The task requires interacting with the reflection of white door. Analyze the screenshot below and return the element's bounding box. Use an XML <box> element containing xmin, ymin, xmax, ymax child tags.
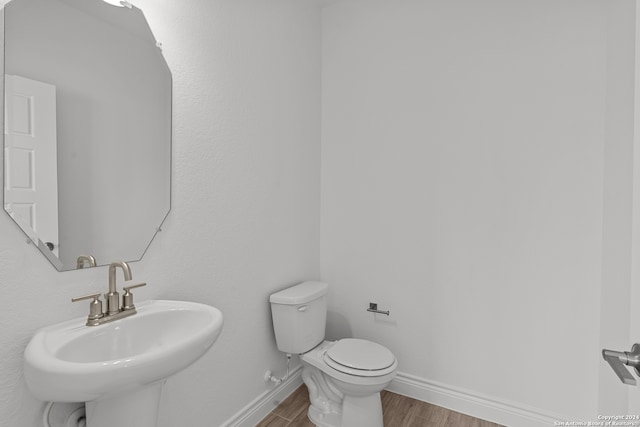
<box><xmin>4</xmin><ymin>75</ymin><xmax>59</xmax><ymax>256</ymax></box>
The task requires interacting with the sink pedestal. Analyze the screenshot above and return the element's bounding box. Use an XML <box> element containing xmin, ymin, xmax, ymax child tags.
<box><xmin>85</xmin><ymin>381</ymin><xmax>163</xmax><ymax>427</ymax></box>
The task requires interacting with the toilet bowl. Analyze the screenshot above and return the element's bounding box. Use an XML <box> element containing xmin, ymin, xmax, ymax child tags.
<box><xmin>269</xmin><ymin>281</ymin><xmax>398</xmax><ymax>427</ymax></box>
<box><xmin>301</xmin><ymin>340</ymin><xmax>397</xmax><ymax>427</ymax></box>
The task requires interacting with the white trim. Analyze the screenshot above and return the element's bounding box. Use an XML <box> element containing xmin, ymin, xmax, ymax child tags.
<box><xmin>220</xmin><ymin>368</ymin><xmax>570</xmax><ymax>427</ymax></box>
<box><xmin>386</xmin><ymin>372</ymin><xmax>568</xmax><ymax>427</ymax></box>
<box><xmin>220</xmin><ymin>366</ymin><xmax>303</xmax><ymax>427</ymax></box>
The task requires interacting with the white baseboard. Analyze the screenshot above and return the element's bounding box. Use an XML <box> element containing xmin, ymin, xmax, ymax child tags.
<box><xmin>220</xmin><ymin>366</ymin><xmax>303</xmax><ymax>427</ymax></box>
<box><xmin>387</xmin><ymin>371</ymin><xmax>567</xmax><ymax>427</ymax></box>
<box><xmin>220</xmin><ymin>368</ymin><xmax>567</xmax><ymax>427</ymax></box>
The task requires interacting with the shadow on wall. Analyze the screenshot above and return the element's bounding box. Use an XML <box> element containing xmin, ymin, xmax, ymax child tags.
<box><xmin>326</xmin><ymin>310</ymin><xmax>353</xmax><ymax>341</ymax></box>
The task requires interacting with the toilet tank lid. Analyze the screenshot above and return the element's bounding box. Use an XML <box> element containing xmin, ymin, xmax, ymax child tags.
<box><xmin>270</xmin><ymin>281</ymin><xmax>329</xmax><ymax>305</ymax></box>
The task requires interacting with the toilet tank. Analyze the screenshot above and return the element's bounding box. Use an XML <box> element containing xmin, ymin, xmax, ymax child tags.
<box><xmin>269</xmin><ymin>281</ymin><xmax>328</xmax><ymax>354</ymax></box>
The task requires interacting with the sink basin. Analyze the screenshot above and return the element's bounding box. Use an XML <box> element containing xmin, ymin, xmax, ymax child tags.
<box><xmin>24</xmin><ymin>300</ymin><xmax>223</xmax><ymax>427</ymax></box>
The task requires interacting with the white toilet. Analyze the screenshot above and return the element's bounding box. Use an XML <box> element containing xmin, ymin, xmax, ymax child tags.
<box><xmin>270</xmin><ymin>281</ymin><xmax>397</xmax><ymax>427</ymax></box>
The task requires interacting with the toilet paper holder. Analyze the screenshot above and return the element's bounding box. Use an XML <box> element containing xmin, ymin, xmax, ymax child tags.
<box><xmin>602</xmin><ymin>343</ymin><xmax>640</xmax><ymax>386</ymax></box>
<box><xmin>367</xmin><ymin>303</ymin><xmax>390</xmax><ymax>316</ymax></box>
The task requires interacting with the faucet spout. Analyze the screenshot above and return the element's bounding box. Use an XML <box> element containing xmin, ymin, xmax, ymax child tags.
<box><xmin>72</xmin><ymin>260</ymin><xmax>145</xmax><ymax>326</ymax></box>
<box><xmin>76</xmin><ymin>255</ymin><xmax>97</xmax><ymax>269</ymax></box>
<box><xmin>108</xmin><ymin>261</ymin><xmax>132</xmax><ymax>293</ymax></box>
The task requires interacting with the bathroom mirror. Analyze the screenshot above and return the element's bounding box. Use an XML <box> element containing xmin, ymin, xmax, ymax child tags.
<box><xmin>1</xmin><ymin>0</ymin><xmax>171</xmax><ymax>271</ymax></box>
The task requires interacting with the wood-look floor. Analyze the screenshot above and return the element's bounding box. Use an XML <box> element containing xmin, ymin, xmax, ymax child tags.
<box><xmin>256</xmin><ymin>385</ymin><xmax>504</xmax><ymax>427</ymax></box>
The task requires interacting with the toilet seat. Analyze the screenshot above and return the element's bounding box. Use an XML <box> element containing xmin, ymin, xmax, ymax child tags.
<box><xmin>323</xmin><ymin>338</ymin><xmax>396</xmax><ymax>377</ymax></box>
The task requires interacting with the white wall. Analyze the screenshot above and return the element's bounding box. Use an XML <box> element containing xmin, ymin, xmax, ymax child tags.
<box><xmin>599</xmin><ymin>0</ymin><xmax>636</xmax><ymax>415</ymax></box>
<box><xmin>321</xmin><ymin>0</ymin><xmax>617</xmax><ymax>422</ymax></box>
<box><xmin>0</xmin><ymin>0</ymin><xmax>321</xmax><ymax>425</ymax></box>
<box><xmin>627</xmin><ymin>1</ymin><xmax>640</xmax><ymax>415</ymax></box>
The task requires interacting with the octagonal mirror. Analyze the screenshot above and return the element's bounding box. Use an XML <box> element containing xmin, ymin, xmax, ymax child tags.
<box><xmin>2</xmin><ymin>0</ymin><xmax>171</xmax><ymax>271</ymax></box>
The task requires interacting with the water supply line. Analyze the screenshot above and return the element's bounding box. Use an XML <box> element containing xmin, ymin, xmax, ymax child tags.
<box><xmin>265</xmin><ymin>353</ymin><xmax>292</xmax><ymax>386</ymax></box>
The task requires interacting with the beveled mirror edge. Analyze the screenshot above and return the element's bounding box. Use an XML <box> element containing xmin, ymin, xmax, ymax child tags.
<box><xmin>1</xmin><ymin>7</ymin><xmax>5</xmax><ymax>238</ymax></box>
<box><xmin>97</xmin><ymin>0</ymin><xmax>174</xmax><ymax>272</ymax></box>
<box><xmin>0</xmin><ymin>0</ymin><xmax>173</xmax><ymax>272</ymax></box>
<box><xmin>131</xmin><ymin>4</ymin><xmax>173</xmax><ymax>270</ymax></box>
<box><xmin>134</xmin><ymin>70</ymin><xmax>173</xmax><ymax>271</ymax></box>
<box><xmin>0</xmin><ymin>2</ymin><xmax>66</xmax><ymax>271</ymax></box>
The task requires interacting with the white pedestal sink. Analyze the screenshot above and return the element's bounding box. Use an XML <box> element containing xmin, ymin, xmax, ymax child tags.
<box><xmin>23</xmin><ymin>300</ymin><xmax>224</xmax><ymax>427</ymax></box>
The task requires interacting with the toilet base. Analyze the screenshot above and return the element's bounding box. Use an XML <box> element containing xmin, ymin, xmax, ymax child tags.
<box><xmin>308</xmin><ymin>405</ymin><xmax>342</xmax><ymax>427</ymax></box>
<box><xmin>341</xmin><ymin>394</ymin><xmax>384</xmax><ymax>427</ymax></box>
<box><xmin>301</xmin><ymin>341</ymin><xmax>393</xmax><ymax>427</ymax></box>
<box><xmin>307</xmin><ymin>393</ymin><xmax>384</xmax><ymax>427</ymax></box>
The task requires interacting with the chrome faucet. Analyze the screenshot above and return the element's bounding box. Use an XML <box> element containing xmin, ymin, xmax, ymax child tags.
<box><xmin>106</xmin><ymin>261</ymin><xmax>132</xmax><ymax>315</ymax></box>
<box><xmin>72</xmin><ymin>260</ymin><xmax>146</xmax><ymax>326</ymax></box>
<box><xmin>76</xmin><ymin>255</ymin><xmax>96</xmax><ymax>269</ymax></box>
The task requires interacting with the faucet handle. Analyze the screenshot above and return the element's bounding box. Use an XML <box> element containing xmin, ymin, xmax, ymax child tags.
<box><xmin>122</xmin><ymin>282</ymin><xmax>146</xmax><ymax>311</ymax></box>
<box><xmin>72</xmin><ymin>292</ymin><xmax>104</xmax><ymax>324</ymax></box>
<box><xmin>71</xmin><ymin>292</ymin><xmax>101</xmax><ymax>302</ymax></box>
<box><xmin>123</xmin><ymin>282</ymin><xmax>146</xmax><ymax>292</ymax></box>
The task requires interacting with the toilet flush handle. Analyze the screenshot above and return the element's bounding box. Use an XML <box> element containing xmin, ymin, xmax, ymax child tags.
<box><xmin>298</xmin><ymin>305</ymin><xmax>308</xmax><ymax>312</ymax></box>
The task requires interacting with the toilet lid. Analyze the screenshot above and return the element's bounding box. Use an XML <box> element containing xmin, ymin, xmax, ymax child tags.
<box><xmin>326</xmin><ymin>338</ymin><xmax>395</xmax><ymax>371</ymax></box>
